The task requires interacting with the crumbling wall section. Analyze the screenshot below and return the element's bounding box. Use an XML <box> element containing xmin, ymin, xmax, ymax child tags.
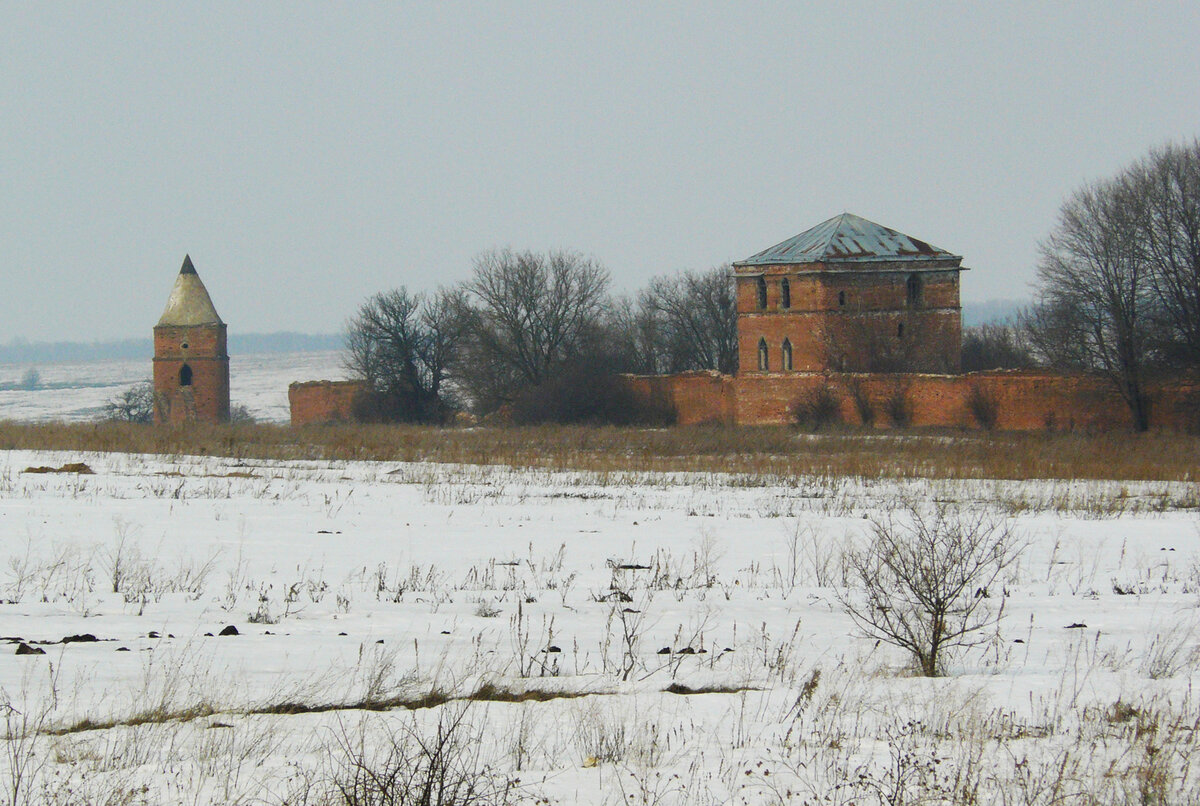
<box><xmin>288</xmin><ymin>380</ymin><xmax>367</xmax><ymax>426</ymax></box>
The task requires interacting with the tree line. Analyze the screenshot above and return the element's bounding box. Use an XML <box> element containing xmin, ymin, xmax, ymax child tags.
<box><xmin>349</xmin><ymin>139</ymin><xmax>1199</xmax><ymax>429</ymax></box>
<box><xmin>343</xmin><ymin>251</ymin><xmax>737</xmax><ymax>424</ymax></box>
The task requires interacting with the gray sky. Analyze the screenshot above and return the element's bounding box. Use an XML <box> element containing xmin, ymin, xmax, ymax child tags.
<box><xmin>3</xmin><ymin>3</ymin><xmax>1198</xmax><ymax>342</ymax></box>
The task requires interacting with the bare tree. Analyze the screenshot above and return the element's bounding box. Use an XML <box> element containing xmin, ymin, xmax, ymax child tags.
<box><xmin>837</xmin><ymin>505</ymin><xmax>1023</xmax><ymax>677</ymax></box>
<box><xmin>638</xmin><ymin>265</ymin><xmax>738</xmax><ymax>374</ymax></box>
<box><xmin>104</xmin><ymin>382</ymin><xmax>154</xmax><ymax>423</ymax></box>
<box><xmin>1033</xmin><ymin>175</ymin><xmax>1158</xmax><ymax>430</ymax></box>
<box><xmin>457</xmin><ymin>249</ymin><xmax>611</xmax><ymax>412</ymax></box>
<box><xmin>344</xmin><ymin>287</ymin><xmax>462</xmax><ymax>422</ymax></box>
<box><xmin>1028</xmin><ymin>141</ymin><xmax>1200</xmax><ymax>430</ymax></box>
<box><xmin>1134</xmin><ymin>139</ymin><xmax>1200</xmax><ymax>370</ymax></box>
<box><xmin>960</xmin><ymin>322</ymin><xmax>1034</xmax><ymax>372</ymax></box>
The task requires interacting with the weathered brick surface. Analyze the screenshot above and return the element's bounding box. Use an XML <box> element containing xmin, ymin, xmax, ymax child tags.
<box><xmin>622</xmin><ymin>371</ymin><xmax>735</xmax><ymax>426</ymax></box>
<box><xmin>288</xmin><ymin>380</ymin><xmax>367</xmax><ymax>426</ymax></box>
<box><xmin>153</xmin><ymin>323</ymin><xmax>229</xmax><ymax>425</ymax></box>
<box><xmin>735</xmin><ymin>267</ymin><xmax>961</xmax><ymax>374</ymax></box>
<box><xmin>622</xmin><ymin>371</ymin><xmax>1199</xmax><ymax>432</ymax></box>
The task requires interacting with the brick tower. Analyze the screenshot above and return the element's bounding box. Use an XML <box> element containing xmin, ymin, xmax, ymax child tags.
<box><xmin>153</xmin><ymin>255</ymin><xmax>230</xmax><ymax>424</ymax></box>
<box><xmin>733</xmin><ymin>213</ymin><xmax>966</xmax><ymax>375</ymax></box>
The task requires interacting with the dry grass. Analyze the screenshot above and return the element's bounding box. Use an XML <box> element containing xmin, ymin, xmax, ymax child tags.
<box><xmin>0</xmin><ymin>420</ymin><xmax>1197</xmax><ymax>482</ymax></box>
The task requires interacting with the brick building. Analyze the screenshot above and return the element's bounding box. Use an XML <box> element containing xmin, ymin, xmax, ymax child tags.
<box><xmin>153</xmin><ymin>255</ymin><xmax>230</xmax><ymax>425</ymax></box>
<box><xmin>733</xmin><ymin>213</ymin><xmax>965</xmax><ymax>375</ymax></box>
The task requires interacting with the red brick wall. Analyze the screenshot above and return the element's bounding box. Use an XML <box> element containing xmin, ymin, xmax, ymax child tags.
<box><xmin>735</xmin><ymin>267</ymin><xmax>961</xmax><ymax>374</ymax></box>
<box><xmin>622</xmin><ymin>371</ymin><xmax>735</xmax><ymax>425</ymax></box>
<box><xmin>153</xmin><ymin>323</ymin><xmax>230</xmax><ymax>425</ymax></box>
<box><xmin>621</xmin><ymin>370</ymin><xmax>1199</xmax><ymax>432</ymax></box>
<box><xmin>289</xmin><ymin>380</ymin><xmax>368</xmax><ymax>426</ymax></box>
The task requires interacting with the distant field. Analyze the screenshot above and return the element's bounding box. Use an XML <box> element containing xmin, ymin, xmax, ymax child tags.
<box><xmin>0</xmin><ymin>350</ymin><xmax>344</xmax><ymax>423</ymax></box>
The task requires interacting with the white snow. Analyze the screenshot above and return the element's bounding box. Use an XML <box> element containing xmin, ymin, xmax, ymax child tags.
<box><xmin>1</xmin><ymin>448</ymin><xmax>1198</xmax><ymax>803</ymax></box>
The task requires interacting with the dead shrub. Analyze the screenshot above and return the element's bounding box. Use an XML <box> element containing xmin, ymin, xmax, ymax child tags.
<box><xmin>837</xmin><ymin>504</ymin><xmax>1024</xmax><ymax>676</ymax></box>
<box><xmin>883</xmin><ymin>385</ymin><xmax>913</xmax><ymax>427</ymax></box>
<box><xmin>326</xmin><ymin>704</ymin><xmax>519</xmax><ymax>805</ymax></box>
<box><xmin>847</xmin><ymin>379</ymin><xmax>875</xmax><ymax>426</ymax></box>
<box><xmin>792</xmin><ymin>385</ymin><xmax>841</xmax><ymax>431</ymax></box>
<box><xmin>966</xmin><ymin>384</ymin><xmax>999</xmax><ymax>431</ymax></box>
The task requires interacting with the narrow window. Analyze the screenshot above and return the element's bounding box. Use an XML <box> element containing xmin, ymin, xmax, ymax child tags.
<box><xmin>906</xmin><ymin>273</ymin><xmax>923</xmax><ymax>307</ymax></box>
<box><xmin>897</xmin><ymin>323</ymin><xmax>905</xmax><ymax>339</ymax></box>
<box><xmin>756</xmin><ymin>277</ymin><xmax>767</xmax><ymax>310</ymax></box>
<box><xmin>838</xmin><ymin>290</ymin><xmax>846</xmax><ymax>307</ymax></box>
<box><xmin>782</xmin><ymin>338</ymin><xmax>793</xmax><ymax>371</ymax></box>
<box><xmin>757</xmin><ymin>338</ymin><xmax>769</xmax><ymax>371</ymax></box>
<box><xmin>781</xmin><ymin>278</ymin><xmax>791</xmax><ymax>309</ymax></box>
<box><xmin>179</xmin><ymin>364</ymin><xmax>193</xmax><ymax>386</ymax></box>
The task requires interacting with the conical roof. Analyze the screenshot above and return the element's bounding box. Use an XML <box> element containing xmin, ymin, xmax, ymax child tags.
<box><xmin>156</xmin><ymin>255</ymin><xmax>224</xmax><ymax>326</ymax></box>
<box><xmin>734</xmin><ymin>213</ymin><xmax>959</xmax><ymax>267</ymax></box>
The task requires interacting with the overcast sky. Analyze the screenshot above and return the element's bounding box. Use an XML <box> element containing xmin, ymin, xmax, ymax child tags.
<box><xmin>2</xmin><ymin>3</ymin><xmax>1198</xmax><ymax>342</ymax></box>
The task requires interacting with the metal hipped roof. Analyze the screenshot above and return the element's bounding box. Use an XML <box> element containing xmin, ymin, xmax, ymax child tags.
<box><xmin>735</xmin><ymin>213</ymin><xmax>960</xmax><ymax>267</ymax></box>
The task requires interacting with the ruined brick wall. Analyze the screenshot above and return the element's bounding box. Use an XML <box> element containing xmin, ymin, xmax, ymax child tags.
<box><xmin>153</xmin><ymin>323</ymin><xmax>230</xmax><ymax>425</ymax></box>
<box><xmin>622</xmin><ymin>371</ymin><xmax>735</xmax><ymax>426</ymax></box>
<box><xmin>727</xmin><ymin>371</ymin><xmax>1199</xmax><ymax>431</ymax></box>
<box><xmin>289</xmin><ymin>380</ymin><xmax>368</xmax><ymax>426</ymax></box>
<box><xmin>619</xmin><ymin>370</ymin><xmax>1197</xmax><ymax>431</ymax></box>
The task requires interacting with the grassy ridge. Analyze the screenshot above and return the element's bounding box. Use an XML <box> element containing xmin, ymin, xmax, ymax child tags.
<box><xmin>0</xmin><ymin>420</ymin><xmax>1196</xmax><ymax>482</ymax></box>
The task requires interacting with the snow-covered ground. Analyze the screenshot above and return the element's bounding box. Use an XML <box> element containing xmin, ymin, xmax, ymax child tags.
<box><xmin>1</xmin><ymin>449</ymin><xmax>1198</xmax><ymax>804</ymax></box>
<box><xmin>0</xmin><ymin>351</ymin><xmax>344</xmax><ymax>423</ymax></box>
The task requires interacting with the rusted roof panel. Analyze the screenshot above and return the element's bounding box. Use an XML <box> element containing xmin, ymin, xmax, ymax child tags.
<box><xmin>734</xmin><ymin>213</ymin><xmax>960</xmax><ymax>267</ymax></box>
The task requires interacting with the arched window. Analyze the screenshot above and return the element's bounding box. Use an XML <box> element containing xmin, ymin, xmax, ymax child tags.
<box><xmin>906</xmin><ymin>273</ymin><xmax>923</xmax><ymax>307</ymax></box>
<box><xmin>838</xmin><ymin>290</ymin><xmax>846</xmax><ymax>307</ymax></box>
<box><xmin>179</xmin><ymin>364</ymin><xmax>193</xmax><ymax>386</ymax></box>
<box><xmin>756</xmin><ymin>277</ymin><xmax>767</xmax><ymax>310</ymax></box>
<box><xmin>782</xmin><ymin>338</ymin><xmax>793</xmax><ymax>371</ymax></box>
<box><xmin>757</xmin><ymin>338</ymin><xmax>769</xmax><ymax>371</ymax></box>
<box><xmin>897</xmin><ymin>322</ymin><xmax>905</xmax><ymax>339</ymax></box>
<box><xmin>780</xmin><ymin>278</ymin><xmax>791</xmax><ymax>309</ymax></box>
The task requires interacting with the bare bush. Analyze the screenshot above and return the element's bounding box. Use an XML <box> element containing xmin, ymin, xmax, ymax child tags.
<box><xmin>966</xmin><ymin>383</ymin><xmax>999</xmax><ymax>431</ymax></box>
<box><xmin>326</xmin><ymin>706</ymin><xmax>519</xmax><ymax>806</ymax></box>
<box><xmin>103</xmin><ymin>382</ymin><xmax>154</xmax><ymax>424</ymax></box>
<box><xmin>883</xmin><ymin>385</ymin><xmax>913</xmax><ymax>427</ymax></box>
<box><xmin>837</xmin><ymin>505</ymin><xmax>1024</xmax><ymax>676</ymax></box>
<box><xmin>847</xmin><ymin>378</ymin><xmax>875</xmax><ymax>426</ymax></box>
<box><xmin>792</xmin><ymin>385</ymin><xmax>841</xmax><ymax>431</ymax></box>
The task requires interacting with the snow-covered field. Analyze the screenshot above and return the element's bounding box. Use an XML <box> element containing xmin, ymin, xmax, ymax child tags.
<box><xmin>0</xmin><ymin>351</ymin><xmax>343</xmax><ymax>423</ymax></box>
<box><xmin>1</xmin><ymin>448</ymin><xmax>1198</xmax><ymax>804</ymax></box>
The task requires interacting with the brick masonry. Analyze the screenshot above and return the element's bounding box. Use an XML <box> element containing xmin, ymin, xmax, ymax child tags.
<box><xmin>623</xmin><ymin>371</ymin><xmax>1200</xmax><ymax>431</ymax></box>
<box><xmin>736</xmin><ymin>265</ymin><xmax>962</xmax><ymax>375</ymax></box>
<box><xmin>288</xmin><ymin>380</ymin><xmax>368</xmax><ymax>426</ymax></box>
<box><xmin>153</xmin><ymin>323</ymin><xmax>230</xmax><ymax>425</ymax></box>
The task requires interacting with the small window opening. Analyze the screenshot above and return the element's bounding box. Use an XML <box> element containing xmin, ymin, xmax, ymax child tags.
<box><xmin>782</xmin><ymin>338</ymin><xmax>793</xmax><ymax>371</ymax></box>
<box><xmin>838</xmin><ymin>290</ymin><xmax>846</xmax><ymax>307</ymax></box>
<box><xmin>897</xmin><ymin>323</ymin><xmax>905</xmax><ymax>339</ymax></box>
<box><xmin>756</xmin><ymin>277</ymin><xmax>767</xmax><ymax>310</ymax></box>
<box><xmin>757</xmin><ymin>338</ymin><xmax>769</xmax><ymax>371</ymax></box>
<box><xmin>179</xmin><ymin>364</ymin><xmax>193</xmax><ymax>386</ymax></box>
<box><xmin>181</xmin><ymin>342</ymin><xmax>189</xmax><ymax>349</ymax></box>
<box><xmin>781</xmin><ymin>278</ymin><xmax>791</xmax><ymax>309</ymax></box>
<box><xmin>906</xmin><ymin>273</ymin><xmax>923</xmax><ymax>307</ymax></box>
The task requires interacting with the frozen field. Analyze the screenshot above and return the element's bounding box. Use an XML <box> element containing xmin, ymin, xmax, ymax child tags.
<box><xmin>0</xmin><ymin>351</ymin><xmax>344</xmax><ymax>423</ymax></box>
<box><xmin>1</xmin><ymin>448</ymin><xmax>1198</xmax><ymax>804</ymax></box>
